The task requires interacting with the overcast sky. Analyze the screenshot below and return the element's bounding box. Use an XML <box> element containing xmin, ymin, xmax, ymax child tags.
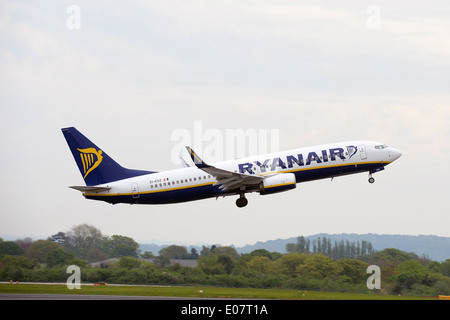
<box><xmin>1</xmin><ymin>1</ymin><xmax>449</xmax><ymax>247</ymax></box>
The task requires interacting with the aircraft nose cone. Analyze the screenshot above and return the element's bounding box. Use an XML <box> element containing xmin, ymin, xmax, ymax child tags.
<box><xmin>390</xmin><ymin>148</ymin><xmax>402</xmax><ymax>161</ymax></box>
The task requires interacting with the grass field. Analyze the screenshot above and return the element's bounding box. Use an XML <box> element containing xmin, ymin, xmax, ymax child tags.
<box><xmin>0</xmin><ymin>283</ymin><xmax>435</xmax><ymax>300</ymax></box>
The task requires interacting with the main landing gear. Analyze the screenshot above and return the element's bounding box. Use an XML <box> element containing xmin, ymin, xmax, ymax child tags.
<box><xmin>236</xmin><ymin>194</ymin><xmax>248</xmax><ymax>208</ymax></box>
<box><xmin>368</xmin><ymin>173</ymin><xmax>375</xmax><ymax>184</ymax></box>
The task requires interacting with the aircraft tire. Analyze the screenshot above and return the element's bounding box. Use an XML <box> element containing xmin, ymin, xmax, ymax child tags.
<box><xmin>236</xmin><ymin>197</ymin><xmax>248</xmax><ymax>208</ymax></box>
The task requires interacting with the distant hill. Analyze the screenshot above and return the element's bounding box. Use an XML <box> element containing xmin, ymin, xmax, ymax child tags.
<box><xmin>140</xmin><ymin>234</ymin><xmax>450</xmax><ymax>262</ymax></box>
<box><xmin>236</xmin><ymin>233</ymin><xmax>450</xmax><ymax>262</ymax></box>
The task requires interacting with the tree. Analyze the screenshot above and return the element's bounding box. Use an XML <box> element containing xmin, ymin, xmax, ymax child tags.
<box><xmin>50</xmin><ymin>232</ymin><xmax>66</xmax><ymax>245</ymax></box>
<box><xmin>286</xmin><ymin>236</ymin><xmax>375</xmax><ymax>260</ymax></box>
<box><xmin>15</xmin><ymin>238</ymin><xmax>34</xmax><ymax>254</ymax></box>
<box><xmin>337</xmin><ymin>259</ymin><xmax>369</xmax><ymax>284</ymax></box>
<box><xmin>118</xmin><ymin>256</ymin><xmax>142</xmax><ymax>270</ymax></box>
<box><xmin>197</xmin><ymin>254</ymin><xmax>234</xmax><ymax>275</ymax></box>
<box><xmin>212</xmin><ymin>246</ymin><xmax>240</xmax><ymax>260</ymax></box>
<box><xmin>245</xmin><ymin>256</ymin><xmax>274</xmax><ymax>276</ymax></box>
<box><xmin>391</xmin><ymin>260</ymin><xmax>429</xmax><ymax>291</ymax></box>
<box><xmin>371</xmin><ymin>248</ymin><xmax>412</xmax><ymax>263</ymax></box>
<box><xmin>0</xmin><ymin>255</ymin><xmax>32</xmax><ymax>269</ymax></box>
<box><xmin>278</xmin><ymin>253</ymin><xmax>309</xmax><ymax>277</ymax></box>
<box><xmin>140</xmin><ymin>251</ymin><xmax>155</xmax><ymax>259</ymax></box>
<box><xmin>102</xmin><ymin>235</ymin><xmax>139</xmax><ymax>258</ymax></box>
<box><xmin>153</xmin><ymin>255</ymin><xmax>171</xmax><ymax>268</ymax></box>
<box><xmin>63</xmin><ymin>224</ymin><xmax>105</xmax><ymax>261</ymax></box>
<box><xmin>159</xmin><ymin>245</ymin><xmax>189</xmax><ymax>259</ymax></box>
<box><xmin>200</xmin><ymin>245</ymin><xmax>211</xmax><ymax>256</ymax></box>
<box><xmin>46</xmin><ymin>248</ymin><xmax>74</xmax><ymax>268</ymax></box>
<box><xmin>241</xmin><ymin>249</ymin><xmax>282</xmax><ymax>262</ymax></box>
<box><xmin>286</xmin><ymin>236</ymin><xmax>310</xmax><ymax>254</ymax></box>
<box><xmin>0</xmin><ymin>255</ymin><xmax>33</xmax><ymax>281</ymax></box>
<box><xmin>296</xmin><ymin>254</ymin><xmax>342</xmax><ymax>280</ymax></box>
<box><xmin>0</xmin><ymin>241</ymin><xmax>24</xmax><ymax>257</ymax></box>
<box><xmin>440</xmin><ymin>259</ymin><xmax>450</xmax><ymax>277</ymax></box>
<box><xmin>190</xmin><ymin>248</ymin><xmax>199</xmax><ymax>259</ymax></box>
<box><xmin>27</xmin><ymin>240</ymin><xmax>61</xmax><ymax>263</ymax></box>
<box><xmin>26</xmin><ymin>240</ymin><xmax>75</xmax><ymax>267</ymax></box>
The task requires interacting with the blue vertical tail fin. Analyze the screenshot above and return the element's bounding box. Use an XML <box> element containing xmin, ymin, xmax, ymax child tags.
<box><xmin>62</xmin><ymin>127</ymin><xmax>155</xmax><ymax>186</ymax></box>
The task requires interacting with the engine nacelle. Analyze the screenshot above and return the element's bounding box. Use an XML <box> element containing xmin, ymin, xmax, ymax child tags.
<box><xmin>259</xmin><ymin>173</ymin><xmax>296</xmax><ymax>195</ymax></box>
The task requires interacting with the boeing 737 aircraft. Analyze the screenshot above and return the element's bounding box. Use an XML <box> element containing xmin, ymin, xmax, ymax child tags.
<box><xmin>62</xmin><ymin>127</ymin><xmax>402</xmax><ymax>207</ymax></box>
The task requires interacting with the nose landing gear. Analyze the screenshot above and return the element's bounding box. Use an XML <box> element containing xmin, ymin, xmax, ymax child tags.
<box><xmin>368</xmin><ymin>167</ymin><xmax>385</xmax><ymax>184</ymax></box>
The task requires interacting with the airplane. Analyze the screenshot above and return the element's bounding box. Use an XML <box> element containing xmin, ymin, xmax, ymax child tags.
<box><xmin>62</xmin><ymin>127</ymin><xmax>402</xmax><ymax>208</ymax></box>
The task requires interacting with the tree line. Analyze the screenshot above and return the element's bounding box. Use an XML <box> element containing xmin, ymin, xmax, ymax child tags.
<box><xmin>286</xmin><ymin>236</ymin><xmax>375</xmax><ymax>260</ymax></box>
<box><xmin>1</xmin><ymin>224</ymin><xmax>450</xmax><ymax>296</ymax></box>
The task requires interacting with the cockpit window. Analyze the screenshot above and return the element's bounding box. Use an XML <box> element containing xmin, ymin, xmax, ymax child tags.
<box><xmin>375</xmin><ymin>144</ymin><xmax>388</xmax><ymax>149</ymax></box>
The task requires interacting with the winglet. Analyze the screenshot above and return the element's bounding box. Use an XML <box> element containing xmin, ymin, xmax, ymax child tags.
<box><xmin>185</xmin><ymin>146</ymin><xmax>209</xmax><ymax>169</ymax></box>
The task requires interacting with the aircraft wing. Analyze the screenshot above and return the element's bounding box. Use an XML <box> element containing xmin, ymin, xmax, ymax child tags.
<box><xmin>186</xmin><ymin>146</ymin><xmax>263</xmax><ymax>191</ymax></box>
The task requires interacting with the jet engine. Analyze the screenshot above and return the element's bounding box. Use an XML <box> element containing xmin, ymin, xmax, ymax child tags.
<box><xmin>259</xmin><ymin>173</ymin><xmax>296</xmax><ymax>195</ymax></box>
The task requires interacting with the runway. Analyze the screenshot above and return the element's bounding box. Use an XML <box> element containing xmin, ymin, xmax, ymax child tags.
<box><xmin>0</xmin><ymin>293</ymin><xmax>213</xmax><ymax>300</ymax></box>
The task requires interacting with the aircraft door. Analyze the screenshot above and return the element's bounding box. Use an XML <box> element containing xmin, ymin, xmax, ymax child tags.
<box><xmin>131</xmin><ymin>183</ymin><xmax>140</xmax><ymax>199</ymax></box>
<box><xmin>359</xmin><ymin>144</ymin><xmax>367</xmax><ymax>160</ymax></box>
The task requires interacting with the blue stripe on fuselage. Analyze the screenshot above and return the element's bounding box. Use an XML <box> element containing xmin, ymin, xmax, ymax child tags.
<box><xmin>291</xmin><ymin>161</ymin><xmax>387</xmax><ymax>183</ymax></box>
<box><xmin>84</xmin><ymin>182</ymin><xmax>222</xmax><ymax>205</ymax></box>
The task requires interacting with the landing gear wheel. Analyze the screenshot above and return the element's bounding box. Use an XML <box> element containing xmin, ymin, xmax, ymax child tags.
<box><xmin>368</xmin><ymin>177</ymin><xmax>375</xmax><ymax>184</ymax></box>
<box><xmin>236</xmin><ymin>197</ymin><xmax>248</xmax><ymax>208</ymax></box>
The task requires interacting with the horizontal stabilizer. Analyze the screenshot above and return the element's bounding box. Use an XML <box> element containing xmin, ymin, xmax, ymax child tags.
<box><xmin>70</xmin><ymin>186</ymin><xmax>111</xmax><ymax>193</ymax></box>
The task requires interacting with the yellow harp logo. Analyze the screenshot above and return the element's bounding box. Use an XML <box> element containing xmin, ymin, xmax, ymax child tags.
<box><xmin>78</xmin><ymin>148</ymin><xmax>103</xmax><ymax>179</ymax></box>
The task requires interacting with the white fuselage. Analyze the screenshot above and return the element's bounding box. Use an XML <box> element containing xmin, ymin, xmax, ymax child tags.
<box><xmin>82</xmin><ymin>140</ymin><xmax>402</xmax><ymax>205</ymax></box>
